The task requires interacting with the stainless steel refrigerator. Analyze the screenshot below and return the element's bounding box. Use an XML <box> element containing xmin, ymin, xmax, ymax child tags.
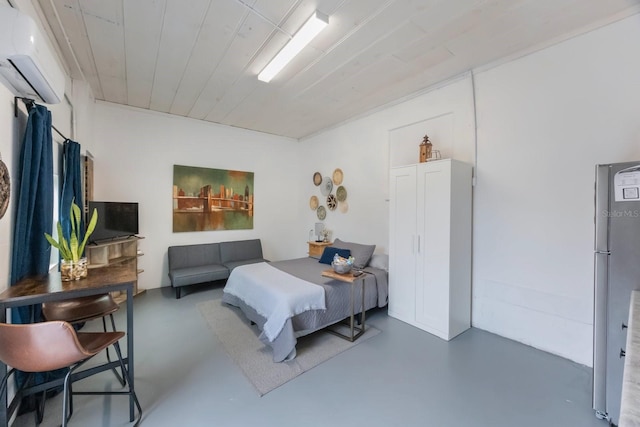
<box><xmin>593</xmin><ymin>161</ymin><xmax>640</xmax><ymax>425</ymax></box>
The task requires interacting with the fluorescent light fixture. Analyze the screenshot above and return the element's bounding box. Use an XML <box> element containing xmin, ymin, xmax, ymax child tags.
<box><xmin>258</xmin><ymin>10</ymin><xmax>328</xmax><ymax>83</ymax></box>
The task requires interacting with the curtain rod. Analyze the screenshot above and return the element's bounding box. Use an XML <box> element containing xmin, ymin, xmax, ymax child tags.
<box><xmin>14</xmin><ymin>97</ymin><xmax>69</xmax><ymax>141</ymax></box>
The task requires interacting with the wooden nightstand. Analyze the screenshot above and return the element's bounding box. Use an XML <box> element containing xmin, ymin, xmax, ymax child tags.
<box><xmin>308</xmin><ymin>241</ymin><xmax>332</xmax><ymax>258</ymax></box>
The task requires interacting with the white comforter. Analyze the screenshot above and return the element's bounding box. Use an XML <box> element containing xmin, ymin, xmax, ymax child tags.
<box><xmin>223</xmin><ymin>262</ymin><xmax>326</xmax><ymax>342</ymax></box>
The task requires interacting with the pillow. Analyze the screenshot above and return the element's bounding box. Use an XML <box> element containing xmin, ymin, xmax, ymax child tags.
<box><xmin>332</xmin><ymin>238</ymin><xmax>376</xmax><ymax>269</ymax></box>
<box><xmin>319</xmin><ymin>247</ymin><xmax>351</xmax><ymax>265</ymax></box>
<box><xmin>368</xmin><ymin>254</ymin><xmax>389</xmax><ymax>272</ymax></box>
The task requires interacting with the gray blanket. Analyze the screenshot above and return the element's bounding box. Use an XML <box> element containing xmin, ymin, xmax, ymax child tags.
<box><xmin>221</xmin><ymin>257</ymin><xmax>388</xmax><ymax>362</ymax></box>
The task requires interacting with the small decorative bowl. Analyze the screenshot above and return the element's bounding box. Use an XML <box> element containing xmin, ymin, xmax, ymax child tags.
<box><xmin>332</xmin><ymin>262</ymin><xmax>352</xmax><ymax>274</ymax></box>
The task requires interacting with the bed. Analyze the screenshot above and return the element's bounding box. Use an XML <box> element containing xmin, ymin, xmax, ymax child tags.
<box><xmin>221</xmin><ymin>240</ymin><xmax>388</xmax><ymax>362</ymax></box>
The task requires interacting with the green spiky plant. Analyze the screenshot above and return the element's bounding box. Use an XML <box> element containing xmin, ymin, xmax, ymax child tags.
<box><xmin>45</xmin><ymin>201</ymin><xmax>98</xmax><ymax>262</ymax></box>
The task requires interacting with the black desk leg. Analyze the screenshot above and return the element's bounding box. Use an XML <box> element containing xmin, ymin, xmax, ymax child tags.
<box><xmin>126</xmin><ymin>285</ymin><xmax>135</xmax><ymax>422</ymax></box>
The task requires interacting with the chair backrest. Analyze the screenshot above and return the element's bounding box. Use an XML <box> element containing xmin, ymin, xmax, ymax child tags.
<box><xmin>0</xmin><ymin>321</ymin><xmax>89</xmax><ymax>372</ymax></box>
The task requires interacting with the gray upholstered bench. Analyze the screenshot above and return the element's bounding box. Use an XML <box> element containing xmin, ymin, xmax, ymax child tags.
<box><xmin>168</xmin><ymin>239</ymin><xmax>267</xmax><ymax>299</ymax></box>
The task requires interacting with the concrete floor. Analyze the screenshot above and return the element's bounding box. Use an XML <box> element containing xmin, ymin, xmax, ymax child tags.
<box><xmin>13</xmin><ymin>284</ymin><xmax>607</xmax><ymax>427</ymax></box>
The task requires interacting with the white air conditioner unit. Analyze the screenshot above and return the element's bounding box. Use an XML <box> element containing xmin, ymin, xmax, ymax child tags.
<box><xmin>0</xmin><ymin>5</ymin><xmax>65</xmax><ymax>104</ymax></box>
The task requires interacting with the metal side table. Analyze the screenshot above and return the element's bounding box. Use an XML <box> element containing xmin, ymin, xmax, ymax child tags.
<box><xmin>321</xmin><ymin>269</ymin><xmax>366</xmax><ymax>342</ymax></box>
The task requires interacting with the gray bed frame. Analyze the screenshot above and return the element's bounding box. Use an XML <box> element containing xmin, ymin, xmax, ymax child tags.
<box><xmin>221</xmin><ymin>257</ymin><xmax>388</xmax><ymax>362</ymax></box>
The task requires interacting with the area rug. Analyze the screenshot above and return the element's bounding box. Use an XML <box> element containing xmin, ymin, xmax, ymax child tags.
<box><xmin>197</xmin><ymin>298</ymin><xmax>380</xmax><ymax>396</ymax></box>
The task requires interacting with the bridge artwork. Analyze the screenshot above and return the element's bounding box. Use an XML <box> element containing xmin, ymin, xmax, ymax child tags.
<box><xmin>172</xmin><ymin>165</ymin><xmax>254</xmax><ymax>232</ymax></box>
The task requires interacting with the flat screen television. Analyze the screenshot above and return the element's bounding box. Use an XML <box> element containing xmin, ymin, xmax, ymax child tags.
<box><xmin>88</xmin><ymin>201</ymin><xmax>139</xmax><ymax>244</ymax></box>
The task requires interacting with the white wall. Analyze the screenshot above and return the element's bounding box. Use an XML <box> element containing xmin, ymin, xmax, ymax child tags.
<box><xmin>300</xmin><ymin>76</ymin><xmax>476</xmax><ymax>255</ymax></box>
<box><xmin>26</xmin><ymin>8</ymin><xmax>633</xmax><ymax>368</ymax></box>
<box><xmin>471</xmin><ymin>14</ymin><xmax>640</xmax><ymax>366</ymax></box>
<box><xmin>87</xmin><ymin>79</ymin><xmax>475</xmax><ymax>298</ymax></box>
<box><xmin>90</xmin><ymin>102</ymin><xmax>303</xmax><ymax>292</ymax></box>
<box><xmin>71</xmin><ymin>79</ymin><xmax>96</xmax><ymax>154</ymax></box>
<box><xmin>0</xmin><ymin>2</ymin><xmax>627</xmax><ymax>369</ymax></box>
<box><xmin>300</xmin><ymin>14</ymin><xmax>640</xmax><ymax>366</ymax></box>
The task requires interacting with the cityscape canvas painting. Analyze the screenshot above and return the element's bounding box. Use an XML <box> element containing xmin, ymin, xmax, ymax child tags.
<box><xmin>173</xmin><ymin>165</ymin><xmax>254</xmax><ymax>232</ymax></box>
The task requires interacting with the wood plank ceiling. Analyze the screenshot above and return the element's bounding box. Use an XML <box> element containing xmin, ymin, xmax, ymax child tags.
<box><xmin>37</xmin><ymin>0</ymin><xmax>639</xmax><ymax>139</ymax></box>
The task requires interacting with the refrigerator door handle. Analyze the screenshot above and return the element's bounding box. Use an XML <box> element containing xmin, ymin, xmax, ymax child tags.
<box><xmin>593</xmin><ymin>249</ymin><xmax>610</xmax><ymax>412</ymax></box>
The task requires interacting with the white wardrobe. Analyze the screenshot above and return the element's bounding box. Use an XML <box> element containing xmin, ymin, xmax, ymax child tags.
<box><xmin>388</xmin><ymin>159</ymin><xmax>472</xmax><ymax>340</ymax></box>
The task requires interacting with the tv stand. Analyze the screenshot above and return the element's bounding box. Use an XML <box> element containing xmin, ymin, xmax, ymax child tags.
<box><xmin>91</xmin><ymin>235</ymin><xmax>138</xmax><ymax>245</ymax></box>
<box><xmin>85</xmin><ymin>236</ymin><xmax>145</xmax><ymax>304</ymax></box>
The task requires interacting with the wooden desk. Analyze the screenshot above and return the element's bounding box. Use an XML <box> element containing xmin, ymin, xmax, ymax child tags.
<box><xmin>321</xmin><ymin>269</ymin><xmax>366</xmax><ymax>341</ymax></box>
<box><xmin>0</xmin><ymin>261</ymin><xmax>138</xmax><ymax>426</ymax></box>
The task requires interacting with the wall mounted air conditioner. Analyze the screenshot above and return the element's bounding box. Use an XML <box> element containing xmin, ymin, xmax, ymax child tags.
<box><xmin>0</xmin><ymin>5</ymin><xmax>65</xmax><ymax>104</ymax></box>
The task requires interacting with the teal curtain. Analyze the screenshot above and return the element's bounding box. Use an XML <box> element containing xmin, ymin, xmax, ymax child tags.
<box><xmin>60</xmin><ymin>139</ymin><xmax>83</xmax><ymax>245</ymax></box>
<box><xmin>9</xmin><ymin>104</ymin><xmax>53</xmax><ymax>393</ymax></box>
<box><xmin>10</xmin><ymin>104</ymin><xmax>53</xmax><ymax>312</ymax></box>
<box><xmin>9</xmin><ymin>104</ymin><xmax>63</xmax><ymax>412</ymax></box>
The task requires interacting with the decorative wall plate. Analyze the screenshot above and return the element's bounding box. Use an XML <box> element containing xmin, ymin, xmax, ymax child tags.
<box><xmin>332</xmin><ymin>168</ymin><xmax>343</xmax><ymax>185</ymax></box>
<box><xmin>0</xmin><ymin>159</ymin><xmax>9</xmax><ymax>219</ymax></box>
<box><xmin>336</xmin><ymin>185</ymin><xmax>347</xmax><ymax>202</ymax></box>
<box><xmin>320</xmin><ymin>177</ymin><xmax>333</xmax><ymax>196</ymax></box>
<box><xmin>313</xmin><ymin>172</ymin><xmax>322</xmax><ymax>186</ymax></box>
<box><xmin>316</xmin><ymin>205</ymin><xmax>326</xmax><ymax>220</ymax></box>
<box><xmin>326</xmin><ymin>194</ymin><xmax>337</xmax><ymax>210</ymax></box>
<box><xmin>309</xmin><ymin>195</ymin><xmax>319</xmax><ymax>210</ymax></box>
<box><xmin>339</xmin><ymin>200</ymin><xmax>349</xmax><ymax>213</ymax></box>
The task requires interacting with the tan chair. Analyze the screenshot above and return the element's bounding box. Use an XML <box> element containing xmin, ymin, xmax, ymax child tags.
<box><xmin>0</xmin><ymin>321</ymin><xmax>142</xmax><ymax>427</ymax></box>
<box><xmin>42</xmin><ymin>294</ymin><xmax>126</xmax><ymax>386</ymax></box>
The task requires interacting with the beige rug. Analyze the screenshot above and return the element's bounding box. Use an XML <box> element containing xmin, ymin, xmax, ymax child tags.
<box><xmin>197</xmin><ymin>298</ymin><xmax>380</xmax><ymax>396</ymax></box>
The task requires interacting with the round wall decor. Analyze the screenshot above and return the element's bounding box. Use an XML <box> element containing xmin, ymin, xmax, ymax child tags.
<box><xmin>320</xmin><ymin>177</ymin><xmax>333</xmax><ymax>196</ymax></box>
<box><xmin>327</xmin><ymin>194</ymin><xmax>337</xmax><ymax>210</ymax></box>
<box><xmin>316</xmin><ymin>205</ymin><xmax>326</xmax><ymax>220</ymax></box>
<box><xmin>0</xmin><ymin>159</ymin><xmax>9</xmax><ymax>219</ymax></box>
<box><xmin>336</xmin><ymin>185</ymin><xmax>347</xmax><ymax>202</ymax></box>
<box><xmin>339</xmin><ymin>200</ymin><xmax>349</xmax><ymax>213</ymax></box>
<box><xmin>313</xmin><ymin>172</ymin><xmax>322</xmax><ymax>186</ymax></box>
<box><xmin>309</xmin><ymin>195</ymin><xmax>319</xmax><ymax>210</ymax></box>
<box><xmin>332</xmin><ymin>168</ymin><xmax>343</xmax><ymax>185</ymax></box>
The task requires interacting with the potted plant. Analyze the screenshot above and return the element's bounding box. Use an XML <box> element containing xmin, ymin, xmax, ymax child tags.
<box><xmin>45</xmin><ymin>201</ymin><xmax>98</xmax><ymax>281</ymax></box>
